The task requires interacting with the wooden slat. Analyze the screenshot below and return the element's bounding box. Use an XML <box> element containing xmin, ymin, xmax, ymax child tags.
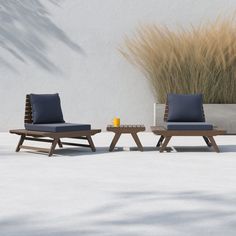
<box><xmin>24</xmin><ymin>94</ymin><xmax>32</xmax><ymax>124</ymax></box>
<box><xmin>61</xmin><ymin>142</ymin><xmax>90</xmax><ymax>147</ymax></box>
<box><xmin>164</xmin><ymin>103</ymin><xmax>169</xmax><ymax>122</ymax></box>
<box><xmin>151</xmin><ymin>126</ymin><xmax>226</xmax><ymax>136</ymax></box>
<box><xmin>72</xmin><ymin>137</ymin><xmax>88</xmax><ymax>140</ymax></box>
<box><xmin>9</xmin><ymin>129</ymin><xmax>101</xmax><ymax>139</ymax></box>
<box><xmin>107</xmin><ymin>125</ymin><xmax>145</xmax><ymax>133</ymax></box>
<box><xmin>20</xmin><ymin>145</ymin><xmax>50</xmax><ymax>153</ymax></box>
<box><xmin>24</xmin><ymin>137</ymin><xmax>53</xmax><ymax>143</ymax></box>
<box><xmin>52</xmin><ymin>130</ymin><xmax>101</xmax><ymax>139</ymax></box>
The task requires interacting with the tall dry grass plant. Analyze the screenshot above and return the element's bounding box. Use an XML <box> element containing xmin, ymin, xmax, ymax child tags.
<box><xmin>120</xmin><ymin>17</ymin><xmax>236</xmax><ymax>103</ymax></box>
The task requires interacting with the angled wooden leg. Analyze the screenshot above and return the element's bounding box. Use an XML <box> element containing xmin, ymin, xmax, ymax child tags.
<box><xmin>86</xmin><ymin>135</ymin><xmax>96</xmax><ymax>152</ymax></box>
<box><xmin>131</xmin><ymin>132</ymin><xmax>143</xmax><ymax>151</ymax></box>
<box><xmin>49</xmin><ymin>138</ymin><xmax>59</xmax><ymax>157</ymax></box>
<box><xmin>203</xmin><ymin>136</ymin><xmax>212</xmax><ymax>147</ymax></box>
<box><xmin>160</xmin><ymin>136</ymin><xmax>172</xmax><ymax>153</ymax></box>
<box><xmin>156</xmin><ymin>135</ymin><xmax>165</xmax><ymax>147</ymax></box>
<box><xmin>109</xmin><ymin>133</ymin><xmax>121</xmax><ymax>152</ymax></box>
<box><xmin>58</xmin><ymin>139</ymin><xmax>63</xmax><ymax>148</ymax></box>
<box><xmin>207</xmin><ymin>136</ymin><xmax>220</xmax><ymax>153</ymax></box>
<box><xmin>16</xmin><ymin>134</ymin><xmax>25</xmax><ymax>152</ymax></box>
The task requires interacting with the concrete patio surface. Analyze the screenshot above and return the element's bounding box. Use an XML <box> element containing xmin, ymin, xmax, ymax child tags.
<box><xmin>0</xmin><ymin>132</ymin><xmax>236</xmax><ymax>236</ymax></box>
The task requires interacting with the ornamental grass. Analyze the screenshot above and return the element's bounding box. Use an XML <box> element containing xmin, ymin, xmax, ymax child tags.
<box><xmin>120</xmin><ymin>16</ymin><xmax>236</xmax><ymax>103</ymax></box>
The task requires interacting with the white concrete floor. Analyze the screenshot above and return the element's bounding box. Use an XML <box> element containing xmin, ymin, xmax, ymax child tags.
<box><xmin>0</xmin><ymin>132</ymin><xmax>236</xmax><ymax>236</ymax></box>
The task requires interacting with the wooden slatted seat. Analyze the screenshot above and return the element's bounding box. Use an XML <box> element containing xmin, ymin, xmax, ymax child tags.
<box><xmin>151</xmin><ymin>103</ymin><xmax>226</xmax><ymax>153</ymax></box>
<box><xmin>10</xmin><ymin>95</ymin><xmax>101</xmax><ymax>156</ymax></box>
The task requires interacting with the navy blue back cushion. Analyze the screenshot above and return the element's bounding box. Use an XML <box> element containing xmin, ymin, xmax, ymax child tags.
<box><xmin>30</xmin><ymin>94</ymin><xmax>65</xmax><ymax>124</ymax></box>
<box><xmin>167</xmin><ymin>94</ymin><xmax>205</xmax><ymax>122</ymax></box>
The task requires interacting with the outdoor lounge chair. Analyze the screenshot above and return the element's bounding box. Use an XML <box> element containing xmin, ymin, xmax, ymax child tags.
<box><xmin>10</xmin><ymin>94</ymin><xmax>101</xmax><ymax>156</ymax></box>
<box><xmin>151</xmin><ymin>94</ymin><xmax>226</xmax><ymax>152</ymax></box>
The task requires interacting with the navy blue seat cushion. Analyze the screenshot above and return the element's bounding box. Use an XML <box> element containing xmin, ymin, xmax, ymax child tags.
<box><xmin>166</xmin><ymin>122</ymin><xmax>213</xmax><ymax>130</ymax></box>
<box><xmin>25</xmin><ymin>123</ymin><xmax>91</xmax><ymax>132</ymax></box>
<box><xmin>167</xmin><ymin>94</ymin><xmax>205</xmax><ymax>122</ymax></box>
<box><xmin>30</xmin><ymin>93</ymin><xmax>65</xmax><ymax>124</ymax></box>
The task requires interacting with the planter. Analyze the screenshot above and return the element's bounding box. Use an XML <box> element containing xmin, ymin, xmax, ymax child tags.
<box><xmin>154</xmin><ymin>103</ymin><xmax>236</xmax><ymax>134</ymax></box>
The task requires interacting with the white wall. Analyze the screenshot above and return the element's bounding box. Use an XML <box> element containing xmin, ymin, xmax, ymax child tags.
<box><xmin>1</xmin><ymin>0</ymin><xmax>236</xmax><ymax>131</ymax></box>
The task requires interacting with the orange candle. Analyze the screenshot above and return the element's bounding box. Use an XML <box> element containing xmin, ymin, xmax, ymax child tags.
<box><xmin>113</xmin><ymin>117</ymin><xmax>120</xmax><ymax>127</ymax></box>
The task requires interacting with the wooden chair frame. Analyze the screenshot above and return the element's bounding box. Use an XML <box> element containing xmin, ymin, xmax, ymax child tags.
<box><xmin>10</xmin><ymin>95</ymin><xmax>101</xmax><ymax>156</ymax></box>
<box><xmin>151</xmin><ymin>103</ymin><xmax>226</xmax><ymax>152</ymax></box>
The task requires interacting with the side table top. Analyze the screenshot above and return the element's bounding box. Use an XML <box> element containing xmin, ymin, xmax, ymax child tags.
<box><xmin>107</xmin><ymin>125</ymin><xmax>145</xmax><ymax>132</ymax></box>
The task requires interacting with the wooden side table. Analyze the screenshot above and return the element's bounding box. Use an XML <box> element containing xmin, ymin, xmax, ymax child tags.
<box><xmin>107</xmin><ymin>125</ymin><xmax>145</xmax><ymax>151</ymax></box>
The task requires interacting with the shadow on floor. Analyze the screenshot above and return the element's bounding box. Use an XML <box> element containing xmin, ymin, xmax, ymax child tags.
<box><xmin>173</xmin><ymin>145</ymin><xmax>236</xmax><ymax>153</ymax></box>
<box><xmin>54</xmin><ymin>146</ymin><xmax>151</xmax><ymax>157</ymax></box>
<box><xmin>218</xmin><ymin>145</ymin><xmax>236</xmax><ymax>152</ymax></box>
<box><xmin>83</xmin><ymin>190</ymin><xmax>236</xmax><ymax>235</ymax></box>
<box><xmin>54</xmin><ymin>147</ymin><xmax>110</xmax><ymax>156</ymax></box>
<box><xmin>2</xmin><ymin>144</ymin><xmax>236</xmax><ymax>157</ymax></box>
<box><xmin>1</xmin><ymin>191</ymin><xmax>236</xmax><ymax>235</ymax></box>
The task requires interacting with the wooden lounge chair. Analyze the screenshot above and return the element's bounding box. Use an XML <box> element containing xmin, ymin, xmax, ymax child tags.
<box><xmin>10</xmin><ymin>95</ymin><xmax>101</xmax><ymax>156</ymax></box>
<box><xmin>151</xmin><ymin>95</ymin><xmax>226</xmax><ymax>153</ymax></box>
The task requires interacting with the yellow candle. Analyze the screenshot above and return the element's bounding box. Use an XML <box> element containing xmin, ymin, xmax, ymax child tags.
<box><xmin>113</xmin><ymin>117</ymin><xmax>120</xmax><ymax>127</ymax></box>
